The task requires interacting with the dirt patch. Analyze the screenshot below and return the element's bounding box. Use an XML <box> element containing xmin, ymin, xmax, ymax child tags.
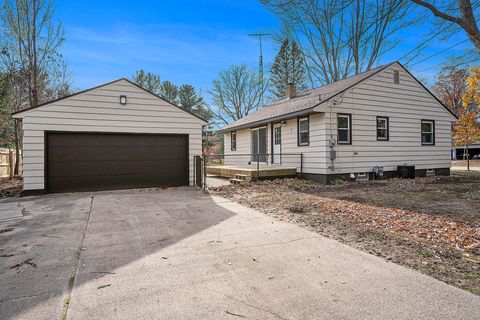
<box><xmin>211</xmin><ymin>171</ymin><xmax>480</xmax><ymax>295</ymax></box>
<box><xmin>0</xmin><ymin>177</ymin><xmax>22</xmax><ymax>198</ymax></box>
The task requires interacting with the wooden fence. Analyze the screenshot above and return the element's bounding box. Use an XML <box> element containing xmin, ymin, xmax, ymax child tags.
<box><xmin>0</xmin><ymin>148</ymin><xmax>22</xmax><ymax>178</ymax></box>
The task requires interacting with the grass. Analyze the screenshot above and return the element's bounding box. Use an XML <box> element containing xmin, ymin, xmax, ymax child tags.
<box><xmin>68</xmin><ymin>276</ymin><xmax>75</xmax><ymax>289</ymax></box>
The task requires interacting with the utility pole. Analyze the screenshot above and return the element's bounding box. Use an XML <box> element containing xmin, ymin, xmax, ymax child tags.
<box><xmin>249</xmin><ymin>32</ymin><xmax>271</xmax><ymax>107</ymax></box>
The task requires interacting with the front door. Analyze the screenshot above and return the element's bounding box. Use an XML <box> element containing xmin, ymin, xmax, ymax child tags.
<box><xmin>251</xmin><ymin>127</ymin><xmax>267</xmax><ymax>163</ymax></box>
<box><xmin>273</xmin><ymin>124</ymin><xmax>281</xmax><ymax>164</ymax></box>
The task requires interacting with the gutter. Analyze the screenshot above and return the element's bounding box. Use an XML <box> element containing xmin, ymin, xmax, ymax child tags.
<box><xmin>218</xmin><ymin>106</ymin><xmax>320</xmax><ymax>133</ymax></box>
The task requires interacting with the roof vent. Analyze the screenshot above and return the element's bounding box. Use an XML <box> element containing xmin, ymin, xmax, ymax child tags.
<box><xmin>286</xmin><ymin>82</ymin><xmax>296</xmax><ymax>99</ymax></box>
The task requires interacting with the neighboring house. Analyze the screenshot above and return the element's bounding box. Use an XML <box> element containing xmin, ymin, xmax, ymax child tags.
<box><xmin>452</xmin><ymin>142</ymin><xmax>480</xmax><ymax>159</ymax></box>
<box><xmin>12</xmin><ymin>79</ymin><xmax>207</xmax><ymax>194</ymax></box>
<box><xmin>220</xmin><ymin>62</ymin><xmax>458</xmax><ymax>183</ymax></box>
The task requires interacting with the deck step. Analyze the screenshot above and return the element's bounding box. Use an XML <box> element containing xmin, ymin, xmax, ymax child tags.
<box><xmin>229</xmin><ymin>178</ymin><xmax>246</xmax><ymax>184</ymax></box>
<box><xmin>233</xmin><ymin>174</ymin><xmax>250</xmax><ymax>181</ymax></box>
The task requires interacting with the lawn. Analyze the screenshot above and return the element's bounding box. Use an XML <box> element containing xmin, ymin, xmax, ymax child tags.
<box><xmin>211</xmin><ymin>171</ymin><xmax>480</xmax><ymax>295</ymax></box>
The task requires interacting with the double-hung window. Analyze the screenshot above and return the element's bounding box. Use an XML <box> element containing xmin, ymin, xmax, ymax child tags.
<box><xmin>337</xmin><ymin>114</ymin><xmax>352</xmax><ymax>144</ymax></box>
<box><xmin>231</xmin><ymin>131</ymin><xmax>237</xmax><ymax>151</ymax></box>
<box><xmin>298</xmin><ymin>117</ymin><xmax>309</xmax><ymax>146</ymax></box>
<box><xmin>421</xmin><ymin>120</ymin><xmax>435</xmax><ymax>145</ymax></box>
<box><xmin>376</xmin><ymin>116</ymin><xmax>389</xmax><ymax>141</ymax></box>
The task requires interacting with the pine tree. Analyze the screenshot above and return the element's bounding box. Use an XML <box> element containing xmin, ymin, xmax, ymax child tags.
<box><xmin>131</xmin><ymin>70</ymin><xmax>162</xmax><ymax>94</ymax></box>
<box><xmin>160</xmin><ymin>80</ymin><xmax>178</xmax><ymax>104</ymax></box>
<box><xmin>269</xmin><ymin>39</ymin><xmax>308</xmax><ymax>100</ymax></box>
<box><xmin>178</xmin><ymin>84</ymin><xmax>203</xmax><ymax>112</ymax></box>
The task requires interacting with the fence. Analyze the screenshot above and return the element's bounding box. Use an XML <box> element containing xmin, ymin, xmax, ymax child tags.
<box><xmin>0</xmin><ymin>148</ymin><xmax>22</xmax><ymax>178</ymax></box>
<box><xmin>194</xmin><ymin>153</ymin><xmax>303</xmax><ymax>189</ymax></box>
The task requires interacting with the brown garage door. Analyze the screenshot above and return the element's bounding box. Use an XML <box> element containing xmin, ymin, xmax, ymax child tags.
<box><xmin>46</xmin><ymin>132</ymin><xmax>188</xmax><ymax>193</ymax></box>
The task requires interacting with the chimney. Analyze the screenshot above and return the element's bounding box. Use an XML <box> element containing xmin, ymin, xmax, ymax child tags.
<box><xmin>286</xmin><ymin>82</ymin><xmax>296</xmax><ymax>99</ymax></box>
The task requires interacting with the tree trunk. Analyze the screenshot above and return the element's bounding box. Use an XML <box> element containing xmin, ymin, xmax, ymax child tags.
<box><xmin>14</xmin><ymin>120</ymin><xmax>20</xmax><ymax>176</ymax></box>
<box><xmin>466</xmin><ymin>145</ymin><xmax>470</xmax><ymax>171</ymax></box>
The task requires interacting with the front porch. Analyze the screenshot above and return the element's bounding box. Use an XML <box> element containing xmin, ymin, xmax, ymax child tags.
<box><xmin>206</xmin><ymin>165</ymin><xmax>298</xmax><ymax>181</ymax></box>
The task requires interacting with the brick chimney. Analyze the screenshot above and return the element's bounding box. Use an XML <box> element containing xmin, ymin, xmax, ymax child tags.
<box><xmin>286</xmin><ymin>82</ymin><xmax>296</xmax><ymax>99</ymax></box>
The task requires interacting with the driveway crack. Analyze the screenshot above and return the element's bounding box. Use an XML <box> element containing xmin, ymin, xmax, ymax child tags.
<box><xmin>61</xmin><ymin>194</ymin><xmax>94</xmax><ymax>319</ymax></box>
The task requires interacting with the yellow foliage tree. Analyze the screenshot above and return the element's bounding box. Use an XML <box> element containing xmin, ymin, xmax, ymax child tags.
<box><xmin>462</xmin><ymin>67</ymin><xmax>480</xmax><ymax>110</ymax></box>
<box><xmin>454</xmin><ymin>67</ymin><xmax>480</xmax><ymax>170</ymax></box>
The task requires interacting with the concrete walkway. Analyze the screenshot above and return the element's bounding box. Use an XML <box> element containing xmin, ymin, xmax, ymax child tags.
<box><xmin>1</xmin><ymin>189</ymin><xmax>479</xmax><ymax>320</ymax></box>
<box><xmin>451</xmin><ymin>166</ymin><xmax>480</xmax><ymax>171</ymax></box>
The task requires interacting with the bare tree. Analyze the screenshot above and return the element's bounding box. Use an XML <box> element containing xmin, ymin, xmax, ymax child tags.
<box><xmin>261</xmin><ymin>0</ymin><xmax>411</xmax><ymax>85</ymax></box>
<box><xmin>0</xmin><ymin>0</ymin><xmax>66</xmax><ymax>175</ymax></box>
<box><xmin>433</xmin><ymin>65</ymin><xmax>468</xmax><ymax>115</ymax></box>
<box><xmin>411</xmin><ymin>0</ymin><xmax>480</xmax><ymax>52</ymax></box>
<box><xmin>208</xmin><ymin>64</ymin><xmax>264</xmax><ymax>125</ymax></box>
<box><xmin>1</xmin><ymin>0</ymin><xmax>65</xmax><ymax>107</ymax></box>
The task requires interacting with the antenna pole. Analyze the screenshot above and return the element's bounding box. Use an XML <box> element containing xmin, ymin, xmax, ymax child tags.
<box><xmin>249</xmin><ymin>32</ymin><xmax>271</xmax><ymax>107</ymax></box>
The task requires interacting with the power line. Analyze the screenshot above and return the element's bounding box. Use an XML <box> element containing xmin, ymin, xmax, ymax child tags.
<box><xmin>398</xmin><ymin>24</ymin><xmax>458</xmax><ymax>63</ymax></box>
<box><xmin>406</xmin><ymin>38</ymin><xmax>471</xmax><ymax>68</ymax></box>
<box><xmin>414</xmin><ymin>56</ymin><xmax>480</xmax><ymax>73</ymax></box>
<box><xmin>399</xmin><ymin>1</ymin><xmax>480</xmax><ymax>65</ymax></box>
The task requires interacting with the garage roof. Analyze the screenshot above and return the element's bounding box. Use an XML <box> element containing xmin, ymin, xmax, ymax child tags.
<box><xmin>12</xmin><ymin>78</ymin><xmax>209</xmax><ymax>124</ymax></box>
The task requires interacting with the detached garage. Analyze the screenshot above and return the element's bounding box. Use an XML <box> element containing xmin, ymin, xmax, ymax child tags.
<box><xmin>12</xmin><ymin>79</ymin><xmax>207</xmax><ymax>194</ymax></box>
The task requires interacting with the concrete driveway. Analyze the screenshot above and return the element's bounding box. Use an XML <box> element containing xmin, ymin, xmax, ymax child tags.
<box><xmin>0</xmin><ymin>188</ymin><xmax>479</xmax><ymax>320</ymax></box>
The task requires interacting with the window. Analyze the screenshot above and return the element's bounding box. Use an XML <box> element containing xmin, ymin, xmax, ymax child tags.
<box><xmin>337</xmin><ymin>114</ymin><xmax>352</xmax><ymax>144</ymax></box>
<box><xmin>421</xmin><ymin>120</ymin><xmax>435</xmax><ymax>145</ymax></box>
<box><xmin>376</xmin><ymin>116</ymin><xmax>389</xmax><ymax>141</ymax></box>
<box><xmin>274</xmin><ymin>126</ymin><xmax>281</xmax><ymax>145</ymax></box>
<box><xmin>298</xmin><ymin>117</ymin><xmax>309</xmax><ymax>146</ymax></box>
<box><xmin>394</xmin><ymin>70</ymin><xmax>400</xmax><ymax>84</ymax></box>
<box><xmin>231</xmin><ymin>131</ymin><xmax>237</xmax><ymax>151</ymax></box>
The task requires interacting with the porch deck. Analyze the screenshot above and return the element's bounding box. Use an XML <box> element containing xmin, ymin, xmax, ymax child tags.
<box><xmin>206</xmin><ymin>165</ymin><xmax>298</xmax><ymax>180</ymax></box>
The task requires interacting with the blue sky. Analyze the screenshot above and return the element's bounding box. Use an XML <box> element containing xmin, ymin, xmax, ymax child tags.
<box><xmin>56</xmin><ymin>0</ymin><xmax>477</xmax><ymax>94</ymax></box>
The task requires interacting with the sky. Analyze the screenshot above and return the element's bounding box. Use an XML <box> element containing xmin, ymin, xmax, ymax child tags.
<box><xmin>56</xmin><ymin>0</ymin><xmax>478</xmax><ymax>95</ymax></box>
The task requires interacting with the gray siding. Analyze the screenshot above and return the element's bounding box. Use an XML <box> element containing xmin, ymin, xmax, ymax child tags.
<box><xmin>224</xmin><ymin>114</ymin><xmax>326</xmax><ymax>173</ymax></box>
<box><xmin>324</xmin><ymin>63</ymin><xmax>455</xmax><ymax>174</ymax></box>
<box><xmin>15</xmin><ymin>79</ymin><xmax>205</xmax><ymax>191</ymax></box>
<box><xmin>223</xmin><ymin>62</ymin><xmax>455</xmax><ymax>178</ymax></box>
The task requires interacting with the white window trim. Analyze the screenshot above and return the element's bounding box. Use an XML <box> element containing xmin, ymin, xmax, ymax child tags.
<box><xmin>298</xmin><ymin>117</ymin><xmax>309</xmax><ymax>146</ymax></box>
<box><xmin>376</xmin><ymin>116</ymin><xmax>389</xmax><ymax>141</ymax></box>
<box><xmin>337</xmin><ymin>114</ymin><xmax>351</xmax><ymax>144</ymax></box>
<box><xmin>231</xmin><ymin>131</ymin><xmax>237</xmax><ymax>151</ymax></box>
<box><xmin>421</xmin><ymin>120</ymin><xmax>435</xmax><ymax>145</ymax></box>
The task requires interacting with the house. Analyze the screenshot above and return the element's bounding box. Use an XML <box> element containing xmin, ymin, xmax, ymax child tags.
<box><xmin>452</xmin><ymin>142</ymin><xmax>480</xmax><ymax>160</ymax></box>
<box><xmin>220</xmin><ymin>62</ymin><xmax>458</xmax><ymax>183</ymax></box>
<box><xmin>12</xmin><ymin>79</ymin><xmax>207</xmax><ymax>194</ymax></box>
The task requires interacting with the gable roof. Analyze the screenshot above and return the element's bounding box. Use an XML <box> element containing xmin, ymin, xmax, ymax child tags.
<box><xmin>12</xmin><ymin>78</ymin><xmax>208</xmax><ymax>124</ymax></box>
<box><xmin>221</xmin><ymin>61</ymin><xmax>457</xmax><ymax>132</ymax></box>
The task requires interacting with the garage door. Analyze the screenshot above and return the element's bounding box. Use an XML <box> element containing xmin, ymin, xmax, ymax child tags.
<box><xmin>46</xmin><ymin>132</ymin><xmax>188</xmax><ymax>193</ymax></box>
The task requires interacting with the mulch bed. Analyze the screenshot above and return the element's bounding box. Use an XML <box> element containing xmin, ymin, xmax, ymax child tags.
<box><xmin>0</xmin><ymin>177</ymin><xmax>23</xmax><ymax>198</ymax></box>
<box><xmin>211</xmin><ymin>172</ymin><xmax>480</xmax><ymax>295</ymax></box>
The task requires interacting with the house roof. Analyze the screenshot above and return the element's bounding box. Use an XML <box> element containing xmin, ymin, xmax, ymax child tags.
<box><xmin>12</xmin><ymin>78</ymin><xmax>209</xmax><ymax>124</ymax></box>
<box><xmin>221</xmin><ymin>62</ymin><xmax>395</xmax><ymax>132</ymax></box>
<box><xmin>221</xmin><ymin>61</ymin><xmax>458</xmax><ymax>132</ymax></box>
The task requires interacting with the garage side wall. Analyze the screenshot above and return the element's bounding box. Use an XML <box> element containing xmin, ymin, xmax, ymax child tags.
<box><xmin>19</xmin><ymin>80</ymin><xmax>204</xmax><ymax>191</ymax></box>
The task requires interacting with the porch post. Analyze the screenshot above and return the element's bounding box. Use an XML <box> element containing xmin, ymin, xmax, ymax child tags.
<box><xmin>300</xmin><ymin>153</ymin><xmax>303</xmax><ymax>176</ymax></box>
<box><xmin>257</xmin><ymin>153</ymin><xmax>260</xmax><ymax>180</ymax></box>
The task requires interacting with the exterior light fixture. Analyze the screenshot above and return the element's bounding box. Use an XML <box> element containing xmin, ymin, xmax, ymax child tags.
<box><xmin>119</xmin><ymin>95</ymin><xmax>127</xmax><ymax>105</ymax></box>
